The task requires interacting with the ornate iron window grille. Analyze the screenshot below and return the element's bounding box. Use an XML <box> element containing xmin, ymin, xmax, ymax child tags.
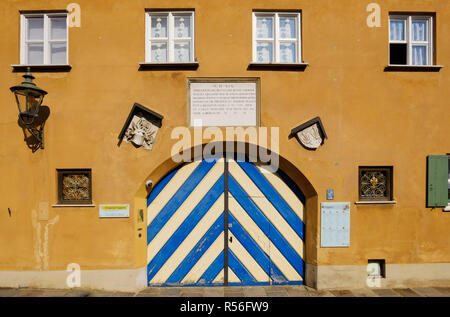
<box><xmin>359</xmin><ymin>167</ymin><xmax>393</xmax><ymax>201</ymax></box>
<box><xmin>57</xmin><ymin>169</ymin><xmax>92</xmax><ymax>204</ymax></box>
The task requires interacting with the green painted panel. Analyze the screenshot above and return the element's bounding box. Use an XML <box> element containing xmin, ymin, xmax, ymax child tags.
<box><xmin>427</xmin><ymin>155</ymin><xmax>449</xmax><ymax>207</ymax></box>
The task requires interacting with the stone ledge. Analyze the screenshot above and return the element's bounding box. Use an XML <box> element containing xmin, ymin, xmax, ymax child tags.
<box><xmin>384</xmin><ymin>65</ymin><xmax>443</xmax><ymax>72</ymax></box>
<box><xmin>355</xmin><ymin>200</ymin><xmax>397</xmax><ymax>205</ymax></box>
<box><xmin>11</xmin><ymin>64</ymin><xmax>72</xmax><ymax>73</ymax></box>
<box><xmin>138</xmin><ymin>62</ymin><xmax>199</xmax><ymax>71</ymax></box>
<box><xmin>247</xmin><ymin>62</ymin><xmax>309</xmax><ymax>71</ymax></box>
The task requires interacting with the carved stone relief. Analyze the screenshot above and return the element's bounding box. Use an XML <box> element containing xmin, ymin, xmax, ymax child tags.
<box><xmin>289</xmin><ymin>117</ymin><xmax>327</xmax><ymax>150</ymax></box>
<box><xmin>296</xmin><ymin>123</ymin><xmax>323</xmax><ymax>150</ymax></box>
<box><xmin>123</xmin><ymin>115</ymin><xmax>159</xmax><ymax>151</ymax></box>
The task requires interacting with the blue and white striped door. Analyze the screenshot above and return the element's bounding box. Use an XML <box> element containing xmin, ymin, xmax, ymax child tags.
<box><xmin>147</xmin><ymin>157</ymin><xmax>305</xmax><ymax>286</ymax></box>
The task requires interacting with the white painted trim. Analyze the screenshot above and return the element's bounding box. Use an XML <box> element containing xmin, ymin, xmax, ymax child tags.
<box><xmin>252</xmin><ymin>12</ymin><xmax>302</xmax><ymax>63</ymax></box>
<box><xmin>145</xmin><ymin>11</ymin><xmax>195</xmax><ymax>63</ymax></box>
<box><xmin>20</xmin><ymin>12</ymin><xmax>69</xmax><ymax>65</ymax></box>
<box><xmin>389</xmin><ymin>14</ymin><xmax>434</xmax><ymax>66</ymax></box>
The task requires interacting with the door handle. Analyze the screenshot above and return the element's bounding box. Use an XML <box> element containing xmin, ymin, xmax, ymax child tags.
<box><xmin>229</xmin><ymin>236</ymin><xmax>233</xmax><ymax>243</ymax></box>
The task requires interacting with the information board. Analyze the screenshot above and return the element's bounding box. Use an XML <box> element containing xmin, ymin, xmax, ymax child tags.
<box><xmin>99</xmin><ymin>204</ymin><xmax>130</xmax><ymax>218</ymax></box>
<box><xmin>188</xmin><ymin>78</ymin><xmax>260</xmax><ymax>127</ymax></box>
<box><xmin>320</xmin><ymin>202</ymin><xmax>350</xmax><ymax>247</ymax></box>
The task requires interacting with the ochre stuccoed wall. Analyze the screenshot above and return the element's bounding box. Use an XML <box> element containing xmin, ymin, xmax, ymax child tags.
<box><xmin>0</xmin><ymin>0</ymin><xmax>449</xmax><ymax>285</ymax></box>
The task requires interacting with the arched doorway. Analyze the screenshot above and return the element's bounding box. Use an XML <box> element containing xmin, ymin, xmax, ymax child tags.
<box><xmin>146</xmin><ymin>155</ymin><xmax>306</xmax><ymax>287</ymax></box>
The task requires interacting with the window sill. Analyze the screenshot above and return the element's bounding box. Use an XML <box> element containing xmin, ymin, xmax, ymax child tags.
<box><xmin>11</xmin><ymin>64</ymin><xmax>72</xmax><ymax>73</ymax></box>
<box><xmin>52</xmin><ymin>204</ymin><xmax>96</xmax><ymax>208</ymax></box>
<box><xmin>247</xmin><ymin>62</ymin><xmax>309</xmax><ymax>71</ymax></box>
<box><xmin>355</xmin><ymin>200</ymin><xmax>397</xmax><ymax>205</ymax></box>
<box><xmin>444</xmin><ymin>205</ymin><xmax>450</xmax><ymax>212</ymax></box>
<box><xmin>138</xmin><ymin>62</ymin><xmax>199</xmax><ymax>71</ymax></box>
<box><xmin>384</xmin><ymin>65</ymin><xmax>443</xmax><ymax>72</ymax></box>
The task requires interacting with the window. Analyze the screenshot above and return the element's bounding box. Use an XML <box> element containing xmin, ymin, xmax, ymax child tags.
<box><xmin>57</xmin><ymin>169</ymin><xmax>92</xmax><ymax>205</ymax></box>
<box><xmin>21</xmin><ymin>13</ymin><xmax>68</xmax><ymax>65</ymax></box>
<box><xmin>252</xmin><ymin>12</ymin><xmax>301</xmax><ymax>63</ymax></box>
<box><xmin>358</xmin><ymin>167</ymin><xmax>393</xmax><ymax>201</ymax></box>
<box><xmin>427</xmin><ymin>155</ymin><xmax>449</xmax><ymax>208</ymax></box>
<box><xmin>389</xmin><ymin>14</ymin><xmax>433</xmax><ymax>66</ymax></box>
<box><xmin>145</xmin><ymin>11</ymin><xmax>195</xmax><ymax>63</ymax></box>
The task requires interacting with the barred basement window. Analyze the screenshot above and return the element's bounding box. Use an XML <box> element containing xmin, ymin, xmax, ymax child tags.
<box><xmin>57</xmin><ymin>169</ymin><xmax>92</xmax><ymax>205</ymax></box>
<box><xmin>358</xmin><ymin>167</ymin><xmax>393</xmax><ymax>201</ymax></box>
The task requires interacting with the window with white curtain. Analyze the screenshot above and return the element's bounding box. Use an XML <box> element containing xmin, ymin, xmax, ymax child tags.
<box><xmin>21</xmin><ymin>13</ymin><xmax>68</xmax><ymax>65</ymax></box>
<box><xmin>146</xmin><ymin>11</ymin><xmax>195</xmax><ymax>63</ymax></box>
<box><xmin>252</xmin><ymin>12</ymin><xmax>302</xmax><ymax>63</ymax></box>
<box><xmin>389</xmin><ymin>15</ymin><xmax>433</xmax><ymax>66</ymax></box>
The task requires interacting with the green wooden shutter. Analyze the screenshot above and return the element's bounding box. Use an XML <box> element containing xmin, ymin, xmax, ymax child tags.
<box><xmin>427</xmin><ymin>155</ymin><xmax>449</xmax><ymax>207</ymax></box>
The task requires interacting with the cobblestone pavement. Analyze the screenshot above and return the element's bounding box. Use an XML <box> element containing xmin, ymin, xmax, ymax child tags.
<box><xmin>0</xmin><ymin>285</ymin><xmax>449</xmax><ymax>297</ymax></box>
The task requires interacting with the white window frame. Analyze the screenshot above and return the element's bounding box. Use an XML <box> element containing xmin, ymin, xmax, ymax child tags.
<box><xmin>145</xmin><ymin>11</ymin><xmax>195</xmax><ymax>63</ymax></box>
<box><xmin>252</xmin><ymin>11</ymin><xmax>302</xmax><ymax>64</ymax></box>
<box><xmin>389</xmin><ymin>14</ymin><xmax>434</xmax><ymax>66</ymax></box>
<box><xmin>20</xmin><ymin>12</ymin><xmax>69</xmax><ymax>65</ymax></box>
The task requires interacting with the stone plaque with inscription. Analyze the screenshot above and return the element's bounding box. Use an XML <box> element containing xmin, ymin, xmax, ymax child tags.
<box><xmin>188</xmin><ymin>78</ymin><xmax>260</xmax><ymax>127</ymax></box>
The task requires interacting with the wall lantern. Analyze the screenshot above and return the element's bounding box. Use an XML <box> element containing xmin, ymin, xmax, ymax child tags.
<box><xmin>10</xmin><ymin>68</ymin><xmax>48</xmax><ymax>149</ymax></box>
<box><xmin>289</xmin><ymin>117</ymin><xmax>327</xmax><ymax>150</ymax></box>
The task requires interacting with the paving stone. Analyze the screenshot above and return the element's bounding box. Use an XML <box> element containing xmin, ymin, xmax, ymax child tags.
<box><xmin>350</xmin><ymin>289</ymin><xmax>379</xmax><ymax>297</ymax></box>
<box><xmin>203</xmin><ymin>287</ymin><xmax>225</xmax><ymax>297</ymax></box>
<box><xmin>371</xmin><ymin>288</ymin><xmax>402</xmax><ymax>297</ymax></box>
<box><xmin>0</xmin><ymin>288</ymin><xmax>21</xmax><ymax>297</ymax></box>
<box><xmin>329</xmin><ymin>290</ymin><xmax>355</xmax><ymax>297</ymax></box>
<box><xmin>265</xmin><ymin>290</ymin><xmax>288</xmax><ymax>297</ymax></box>
<box><xmin>392</xmin><ymin>288</ymin><xmax>422</xmax><ymax>297</ymax></box>
<box><xmin>315</xmin><ymin>290</ymin><xmax>336</xmax><ymax>297</ymax></box>
<box><xmin>224</xmin><ymin>287</ymin><xmax>244</xmax><ymax>297</ymax></box>
<box><xmin>432</xmin><ymin>287</ymin><xmax>450</xmax><ymax>296</ymax></box>
<box><xmin>136</xmin><ymin>288</ymin><xmax>162</xmax><ymax>297</ymax></box>
<box><xmin>3</xmin><ymin>286</ymin><xmax>448</xmax><ymax>298</ymax></box>
<box><xmin>88</xmin><ymin>291</ymin><xmax>118</xmax><ymax>297</ymax></box>
<box><xmin>39</xmin><ymin>289</ymin><xmax>69</xmax><ymax>297</ymax></box>
<box><xmin>135</xmin><ymin>292</ymin><xmax>158</xmax><ymax>297</ymax></box>
<box><xmin>181</xmin><ymin>291</ymin><xmax>204</xmax><ymax>297</ymax></box>
<box><xmin>243</xmin><ymin>287</ymin><xmax>267</xmax><ymax>297</ymax></box>
<box><xmin>285</xmin><ymin>288</ymin><xmax>309</xmax><ymax>297</ymax></box>
<box><xmin>412</xmin><ymin>287</ymin><xmax>448</xmax><ymax>297</ymax></box>
<box><xmin>177</xmin><ymin>287</ymin><xmax>204</xmax><ymax>297</ymax></box>
<box><xmin>14</xmin><ymin>289</ymin><xmax>46</xmax><ymax>297</ymax></box>
<box><xmin>63</xmin><ymin>290</ymin><xmax>90</xmax><ymax>297</ymax></box>
<box><xmin>89</xmin><ymin>291</ymin><xmax>135</xmax><ymax>297</ymax></box>
<box><xmin>160</xmin><ymin>288</ymin><xmax>182</xmax><ymax>297</ymax></box>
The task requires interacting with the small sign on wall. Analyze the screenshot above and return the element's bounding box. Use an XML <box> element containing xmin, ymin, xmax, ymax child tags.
<box><xmin>326</xmin><ymin>189</ymin><xmax>334</xmax><ymax>200</ymax></box>
<box><xmin>99</xmin><ymin>204</ymin><xmax>130</xmax><ymax>218</ymax></box>
<box><xmin>320</xmin><ymin>202</ymin><xmax>350</xmax><ymax>247</ymax></box>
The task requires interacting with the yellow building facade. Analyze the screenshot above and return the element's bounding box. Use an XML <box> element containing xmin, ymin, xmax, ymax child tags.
<box><xmin>0</xmin><ymin>0</ymin><xmax>449</xmax><ymax>291</ymax></box>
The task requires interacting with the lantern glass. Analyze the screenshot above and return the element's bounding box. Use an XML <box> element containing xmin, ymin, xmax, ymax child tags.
<box><xmin>14</xmin><ymin>88</ymin><xmax>44</xmax><ymax>124</ymax></box>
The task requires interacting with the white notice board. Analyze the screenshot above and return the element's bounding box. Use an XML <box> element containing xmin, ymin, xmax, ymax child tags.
<box><xmin>320</xmin><ymin>202</ymin><xmax>350</xmax><ymax>247</ymax></box>
<box><xmin>188</xmin><ymin>78</ymin><xmax>260</xmax><ymax>127</ymax></box>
